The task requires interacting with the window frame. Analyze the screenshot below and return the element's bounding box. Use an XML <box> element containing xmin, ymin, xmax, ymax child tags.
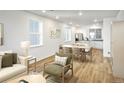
<box><xmin>29</xmin><ymin>19</ymin><xmax>43</xmax><ymax>48</ymax></box>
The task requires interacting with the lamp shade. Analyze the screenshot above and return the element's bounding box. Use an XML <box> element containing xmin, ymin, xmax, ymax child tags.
<box><xmin>20</xmin><ymin>41</ymin><xmax>30</xmax><ymax>49</ymax></box>
<box><xmin>20</xmin><ymin>41</ymin><xmax>30</xmax><ymax>57</ymax></box>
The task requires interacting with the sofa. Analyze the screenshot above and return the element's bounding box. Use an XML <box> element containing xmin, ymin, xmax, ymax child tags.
<box><xmin>0</xmin><ymin>51</ymin><xmax>28</xmax><ymax>82</ymax></box>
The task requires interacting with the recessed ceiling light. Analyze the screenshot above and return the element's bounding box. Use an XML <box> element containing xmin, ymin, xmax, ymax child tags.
<box><xmin>78</xmin><ymin>12</ymin><xmax>83</xmax><ymax>16</ymax></box>
<box><xmin>56</xmin><ymin>16</ymin><xmax>59</xmax><ymax>19</ymax></box>
<box><xmin>42</xmin><ymin>10</ymin><xmax>46</xmax><ymax>13</ymax></box>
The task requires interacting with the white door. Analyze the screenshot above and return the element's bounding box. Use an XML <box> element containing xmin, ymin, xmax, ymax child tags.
<box><xmin>112</xmin><ymin>21</ymin><xmax>124</xmax><ymax>78</ymax></box>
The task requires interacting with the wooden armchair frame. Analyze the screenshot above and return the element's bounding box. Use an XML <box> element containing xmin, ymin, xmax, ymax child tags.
<box><xmin>43</xmin><ymin>60</ymin><xmax>73</xmax><ymax>83</ymax></box>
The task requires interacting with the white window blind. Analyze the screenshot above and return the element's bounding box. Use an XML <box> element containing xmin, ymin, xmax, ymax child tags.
<box><xmin>29</xmin><ymin>19</ymin><xmax>43</xmax><ymax>47</ymax></box>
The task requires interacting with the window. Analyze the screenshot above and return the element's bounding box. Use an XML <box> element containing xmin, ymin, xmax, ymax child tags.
<box><xmin>75</xmin><ymin>33</ymin><xmax>84</xmax><ymax>41</ymax></box>
<box><xmin>89</xmin><ymin>28</ymin><xmax>102</xmax><ymax>40</ymax></box>
<box><xmin>64</xmin><ymin>26</ymin><xmax>72</xmax><ymax>42</ymax></box>
<box><xmin>29</xmin><ymin>19</ymin><xmax>43</xmax><ymax>47</ymax></box>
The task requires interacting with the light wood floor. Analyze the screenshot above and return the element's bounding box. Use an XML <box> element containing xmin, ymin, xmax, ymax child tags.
<box><xmin>29</xmin><ymin>48</ymin><xmax>124</xmax><ymax>83</ymax></box>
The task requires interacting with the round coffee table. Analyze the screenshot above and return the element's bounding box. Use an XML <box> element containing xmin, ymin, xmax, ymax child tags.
<box><xmin>7</xmin><ymin>74</ymin><xmax>46</xmax><ymax>83</ymax></box>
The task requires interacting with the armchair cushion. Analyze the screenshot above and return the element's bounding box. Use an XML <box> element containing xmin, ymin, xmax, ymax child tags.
<box><xmin>44</xmin><ymin>63</ymin><xmax>69</xmax><ymax>77</ymax></box>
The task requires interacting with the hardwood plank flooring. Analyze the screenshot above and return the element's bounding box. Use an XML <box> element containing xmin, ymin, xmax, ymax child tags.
<box><xmin>25</xmin><ymin>48</ymin><xmax>124</xmax><ymax>83</ymax></box>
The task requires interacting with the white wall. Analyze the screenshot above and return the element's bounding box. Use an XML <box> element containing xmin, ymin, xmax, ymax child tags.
<box><xmin>112</xmin><ymin>11</ymin><xmax>124</xmax><ymax>78</ymax></box>
<box><xmin>102</xmin><ymin>18</ymin><xmax>113</xmax><ymax>57</ymax></box>
<box><xmin>102</xmin><ymin>17</ymin><xmax>120</xmax><ymax>57</ymax></box>
<box><xmin>102</xmin><ymin>10</ymin><xmax>124</xmax><ymax>57</ymax></box>
<box><xmin>0</xmin><ymin>10</ymin><xmax>69</xmax><ymax>60</ymax></box>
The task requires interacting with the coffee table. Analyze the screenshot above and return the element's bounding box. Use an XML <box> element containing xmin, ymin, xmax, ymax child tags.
<box><xmin>7</xmin><ymin>74</ymin><xmax>46</xmax><ymax>83</ymax></box>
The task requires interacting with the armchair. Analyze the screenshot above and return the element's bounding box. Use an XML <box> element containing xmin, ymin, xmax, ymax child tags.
<box><xmin>43</xmin><ymin>53</ymin><xmax>73</xmax><ymax>83</ymax></box>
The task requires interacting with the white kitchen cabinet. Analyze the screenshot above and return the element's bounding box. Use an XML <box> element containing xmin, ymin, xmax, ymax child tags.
<box><xmin>94</xmin><ymin>41</ymin><xmax>103</xmax><ymax>49</ymax></box>
<box><xmin>89</xmin><ymin>41</ymin><xmax>103</xmax><ymax>49</ymax></box>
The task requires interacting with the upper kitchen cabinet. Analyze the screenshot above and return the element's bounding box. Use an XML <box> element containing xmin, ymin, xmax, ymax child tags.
<box><xmin>89</xmin><ymin>28</ymin><xmax>102</xmax><ymax>40</ymax></box>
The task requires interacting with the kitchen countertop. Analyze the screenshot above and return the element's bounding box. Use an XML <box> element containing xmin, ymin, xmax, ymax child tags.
<box><xmin>78</xmin><ymin>40</ymin><xmax>103</xmax><ymax>41</ymax></box>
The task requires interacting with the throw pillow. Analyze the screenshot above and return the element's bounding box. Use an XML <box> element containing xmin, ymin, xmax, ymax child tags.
<box><xmin>2</xmin><ymin>54</ymin><xmax>13</xmax><ymax>68</ymax></box>
<box><xmin>56</xmin><ymin>52</ymin><xmax>72</xmax><ymax>65</ymax></box>
<box><xmin>5</xmin><ymin>53</ymin><xmax>17</xmax><ymax>64</ymax></box>
<box><xmin>54</xmin><ymin>55</ymin><xmax>67</xmax><ymax>66</ymax></box>
<box><xmin>12</xmin><ymin>53</ymin><xmax>17</xmax><ymax>64</ymax></box>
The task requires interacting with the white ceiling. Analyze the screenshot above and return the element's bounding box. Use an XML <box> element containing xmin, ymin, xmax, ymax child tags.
<box><xmin>26</xmin><ymin>10</ymin><xmax>119</xmax><ymax>26</ymax></box>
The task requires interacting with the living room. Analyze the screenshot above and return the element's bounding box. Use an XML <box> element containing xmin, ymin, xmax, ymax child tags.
<box><xmin>1</xmin><ymin>0</ymin><xmax>124</xmax><ymax>92</ymax></box>
<box><xmin>0</xmin><ymin>10</ymin><xmax>124</xmax><ymax>83</ymax></box>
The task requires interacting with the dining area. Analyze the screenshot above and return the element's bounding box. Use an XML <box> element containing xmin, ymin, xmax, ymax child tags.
<box><xmin>59</xmin><ymin>43</ymin><xmax>92</xmax><ymax>62</ymax></box>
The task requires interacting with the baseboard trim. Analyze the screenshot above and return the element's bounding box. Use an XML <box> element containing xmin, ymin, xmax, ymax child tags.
<box><xmin>29</xmin><ymin>55</ymin><xmax>55</xmax><ymax>67</ymax></box>
<box><xmin>104</xmin><ymin>57</ymin><xmax>113</xmax><ymax>65</ymax></box>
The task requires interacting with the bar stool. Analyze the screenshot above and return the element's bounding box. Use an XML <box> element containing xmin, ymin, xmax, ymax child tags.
<box><xmin>72</xmin><ymin>47</ymin><xmax>84</xmax><ymax>62</ymax></box>
<box><xmin>84</xmin><ymin>47</ymin><xmax>93</xmax><ymax>62</ymax></box>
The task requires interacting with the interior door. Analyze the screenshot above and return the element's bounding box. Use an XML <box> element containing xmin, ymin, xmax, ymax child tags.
<box><xmin>112</xmin><ymin>21</ymin><xmax>124</xmax><ymax>78</ymax></box>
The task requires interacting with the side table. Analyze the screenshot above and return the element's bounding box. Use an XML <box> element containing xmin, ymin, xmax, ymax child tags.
<box><xmin>27</xmin><ymin>57</ymin><xmax>37</xmax><ymax>74</ymax></box>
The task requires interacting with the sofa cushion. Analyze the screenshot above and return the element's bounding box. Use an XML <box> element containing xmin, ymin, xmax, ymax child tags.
<box><xmin>2</xmin><ymin>54</ymin><xmax>13</xmax><ymax>68</ymax></box>
<box><xmin>5</xmin><ymin>53</ymin><xmax>17</xmax><ymax>64</ymax></box>
<box><xmin>0</xmin><ymin>64</ymin><xmax>26</xmax><ymax>82</ymax></box>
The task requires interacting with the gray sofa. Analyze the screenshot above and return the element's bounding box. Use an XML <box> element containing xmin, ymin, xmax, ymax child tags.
<box><xmin>0</xmin><ymin>54</ymin><xmax>28</xmax><ymax>82</ymax></box>
<box><xmin>0</xmin><ymin>64</ymin><xmax>26</xmax><ymax>82</ymax></box>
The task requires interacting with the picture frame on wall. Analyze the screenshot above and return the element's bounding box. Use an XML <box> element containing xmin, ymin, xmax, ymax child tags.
<box><xmin>56</xmin><ymin>28</ymin><xmax>61</xmax><ymax>38</ymax></box>
<box><xmin>49</xmin><ymin>27</ymin><xmax>61</xmax><ymax>39</ymax></box>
